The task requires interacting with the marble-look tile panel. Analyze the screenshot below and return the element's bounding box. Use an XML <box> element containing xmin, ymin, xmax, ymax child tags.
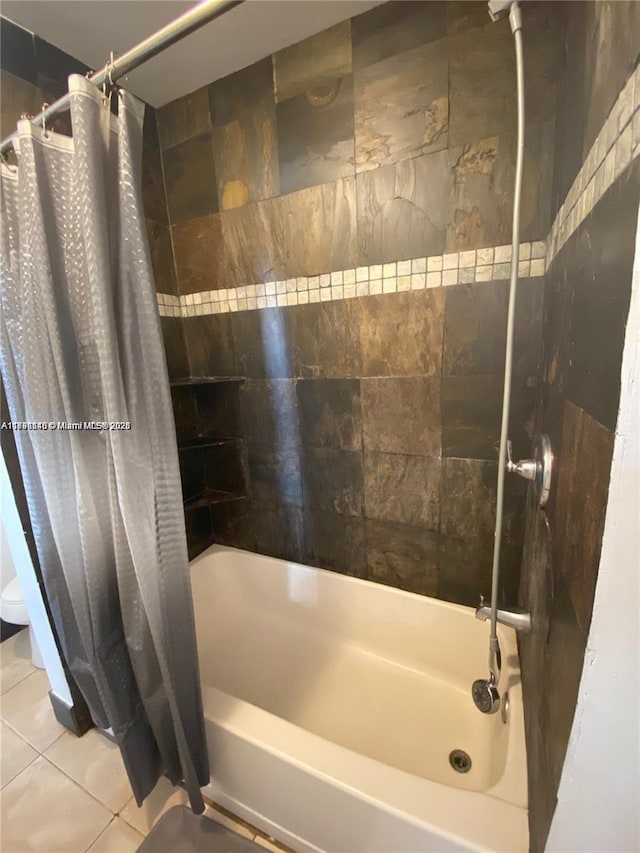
<box><xmin>160</xmin><ymin>317</ymin><xmax>190</xmax><ymax>381</ymax></box>
<box><xmin>0</xmin><ymin>70</ymin><xmax>41</xmax><ymax>140</ymax></box>
<box><xmin>364</xmin><ymin>451</ymin><xmax>440</xmax><ymax>529</ymax></box>
<box><xmin>296</xmin><ymin>378</ymin><xmax>362</xmax><ymax>451</ymax></box>
<box><xmin>162</xmin><ymin>131</ymin><xmax>218</xmax><ymax>224</ymax></box>
<box><xmin>553</xmin><ymin>401</ymin><xmax>614</xmax><ymax>632</ymax></box>
<box><xmin>446</xmin><ymin>1</ymin><xmax>491</xmax><ymax>35</ymax></box>
<box><xmin>146</xmin><ymin>220</ymin><xmax>177</xmax><ymax>296</ymax></box>
<box><xmin>34</xmin><ymin>36</ymin><xmax>89</xmax><ymax>101</ymax></box>
<box><xmin>194</xmin><ymin>378</ymin><xmax>243</xmax><ymax>440</ymax></box>
<box><xmin>438</xmin><ymin>536</ymin><xmax>491</xmax><ymax>607</ymax></box>
<box><xmin>356</xmin><ymin>151</ymin><xmax>449</xmax><ymax>264</ymax></box>
<box><xmin>361</xmin><ymin>376</ymin><xmax>441</xmax><ymax>456</ymax></box>
<box><xmin>172</xmin><ymin>213</ymin><xmax>224</xmax><ymax>294</ymax></box>
<box><xmin>277</xmin><ymin>74</ymin><xmax>355</xmax><ymax>195</ymax></box>
<box><xmin>566</xmin><ymin>158</ymin><xmax>640</xmax><ymax>430</ymax></box>
<box><xmin>365</xmin><ymin>519</ymin><xmax>439</xmax><ymax>596</ymax></box>
<box><xmin>358</xmin><ymin>290</ymin><xmax>444</xmax><ymax>377</ymax></box>
<box><xmin>284</xmin><ymin>177</ymin><xmax>357</xmax><ymax>277</ymax></box>
<box><xmin>301</xmin><ymin>446</ymin><xmax>364</xmax><ymax>516</ymax></box>
<box><xmin>221</xmin><ymin>195</ymin><xmax>287</xmax><ymax>286</ymax></box>
<box><xmin>1</xmin><ymin>756</ymin><xmax>112</xmax><ymax>853</ymax></box>
<box><xmin>441</xmin><ymin>373</ymin><xmax>536</xmax><ymax>460</ymax></box>
<box><xmin>248</xmin><ymin>444</ymin><xmax>302</xmax><ymax>506</ymax></box>
<box><xmin>523</xmin><ymin>570</ymin><xmax>587</xmax><ymax>853</ymax></box>
<box><xmin>210</xmin><ymin>499</ymin><xmax>256</xmax><ymax>552</ymax></box>
<box><xmin>1</xmin><ymin>20</ymin><xmax>37</xmax><ymax>84</ymax></box>
<box><xmin>251</xmin><ymin>500</ymin><xmax>306</xmax><ymax>563</ymax></box>
<box><xmin>352</xmin><ymin>1</ymin><xmax>446</xmax><ymax>70</ymax></box>
<box><xmin>157</xmin><ymin>87</ymin><xmax>211</xmax><ymax>150</ymax></box>
<box><xmin>141</xmin><ymin>143</ymin><xmax>168</xmax><ymax>223</ymax></box>
<box><xmin>203</xmin><ymin>441</ymin><xmax>247</xmax><ymax>495</ymax></box>
<box><xmin>232</xmin><ymin>307</ymin><xmax>293</xmax><ymax>379</ymax></box>
<box><xmin>449</xmin><ymin>6</ymin><xmax>557</xmax><ymax>148</ymax></box>
<box><xmin>447</xmin><ymin>121</ymin><xmax>555</xmax><ymax>251</ymax></box>
<box><xmin>184</xmin><ymin>314</ymin><xmax>236</xmax><ymax>377</ymax></box>
<box><xmin>439</xmin><ymin>457</ymin><xmax>496</xmax><ymax>545</ymax></box>
<box><xmin>170</xmin><ymin>385</ymin><xmax>197</xmax><ymax>441</ymax></box>
<box><xmin>582</xmin><ymin>0</ymin><xmax>640</xmax><ymax>155</ymax></box>
<box><xmin>438</xmin><ymin>535</ymin><xmax>522</xmax><ymax>607</ymax></box>
<box><xmin>240</xmin><ymin>379</ymin><xmax>300</xmax><ymax>448</ymax></box>
<box><xmin>354</xmin><ymin>38</ymin><xmax>448</xmax><ymax>171</ymax></box>
<box><xmin>289</xmin><ymin>300</ymin><xmax>360</xmax><ymax>379</ymax></box>
<box><xmin>273</xmin><ymin>21</ymin><xmax>352</xmax><ymax>103</ymax></box>
<box><xmin>209</xmin><ymin>58</ymin><xmax>279</xmax><ymax>208</ymax></box>
<box><xmin>304</xmin><ymin>510</ymin><xmax>367</xmax><ymax>577</ymax></box>
<box><xmin>178</xmin><ymin>447</ymin><xmax>206</xmax><ymax>501</ymax></box>
<box><xmin>443</xmin><ymin>276</ymin><xmax>543</xmax><ymax>377</ymax></box>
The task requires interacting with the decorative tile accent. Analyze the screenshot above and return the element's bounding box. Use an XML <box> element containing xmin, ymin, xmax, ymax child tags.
<box><xmin>546</xmin><ymin>64</ymin><xmax>640</xmax><ymax>268</ymax></box>
<box><xmin>155</xmin><ymin>239</ymin><xmax>547</xmax><ymax>317</ymax></box>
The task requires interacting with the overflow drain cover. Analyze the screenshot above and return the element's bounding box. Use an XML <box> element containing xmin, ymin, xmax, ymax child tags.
<box><xmin>449</xmin><ymin>749</ymin><xmax>472</xmax><ymax>773</ymax></box>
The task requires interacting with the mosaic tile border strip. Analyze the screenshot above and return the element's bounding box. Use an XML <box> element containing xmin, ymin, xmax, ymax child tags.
<box><xmin>156</xmin><ymin>241</ymin><xmax>547</xmax><ymax>317</ymax></box>
<box><xmin>547</xmin><ymin>63</ymin><xmax>640</xmax><ymax>267</ymax></box>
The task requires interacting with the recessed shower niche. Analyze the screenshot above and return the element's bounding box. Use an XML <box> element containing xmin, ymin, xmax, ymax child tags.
<box><xmin>170</xmin><ymin>377</ymin><xmax>248</xmax><ymax>558</ymax></box>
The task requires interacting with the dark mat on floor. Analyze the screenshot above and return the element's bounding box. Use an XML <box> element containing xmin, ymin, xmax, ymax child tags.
<box><xmin>137</xmin><ymin>806</ymin><xmax>262</xmax><ymax>852</ymax></box>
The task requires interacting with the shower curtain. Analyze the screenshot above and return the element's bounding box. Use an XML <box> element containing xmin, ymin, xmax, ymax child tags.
<box><xmin>0</xmin><ymin>75</ymin><xmax>209</xmax><ymax>811</ymax></box>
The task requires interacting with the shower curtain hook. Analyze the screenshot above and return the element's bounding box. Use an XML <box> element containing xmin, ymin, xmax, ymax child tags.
<box><xmin>41</xmin><ymin>104</ymin><xmax>50</xmax><ymax>138</ymax></box>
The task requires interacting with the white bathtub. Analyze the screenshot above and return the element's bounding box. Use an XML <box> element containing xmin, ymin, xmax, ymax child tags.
<box><xmin>191</xmin><ymin>545</ymin><xmax>528</xmax><ymax>852</ymax></box>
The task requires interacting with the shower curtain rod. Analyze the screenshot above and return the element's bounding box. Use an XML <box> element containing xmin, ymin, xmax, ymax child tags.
<box><xmin>0</xmin><ymin>0</ymin><xmax>242</xmax><ymax>155</ymax></box>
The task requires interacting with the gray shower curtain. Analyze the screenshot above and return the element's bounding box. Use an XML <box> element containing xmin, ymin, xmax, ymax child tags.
<box><xmin>0</xmin><ymin>75</ymin><xmax>208</xmax><ymax>811</ymax></box>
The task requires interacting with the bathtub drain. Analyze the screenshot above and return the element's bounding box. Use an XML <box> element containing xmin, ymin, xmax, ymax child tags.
<box><xmin>449</xmin><ymin>749</ymin><xmax>472</xmax><ymax>774</ymax></box>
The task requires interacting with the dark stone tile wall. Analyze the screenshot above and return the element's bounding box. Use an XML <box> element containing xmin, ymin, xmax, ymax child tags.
<box><xmin>170</xmin><ymin>286</ymin><xmax>539</xmax><ymax>606</ymax></box>
<box><xmin>155</xmin><ymin>2</ymin><xmax>560</xmax><ymax>290</ymax></box>
<box><xmin>552</xmin><ymin>1</ymin><xmax>640</xmax><ymax>213</ymax></box>
<box><xmin>519</xmin><ymin>139</ymin><xmax>640</xmax><ymax>853</ymax></box>
<box><xmin>152</xmin><ymin>2</ymin><xmax>565</xmax><ymax>605</ymax></box>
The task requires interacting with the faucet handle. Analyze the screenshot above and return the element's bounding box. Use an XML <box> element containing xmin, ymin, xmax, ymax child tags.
<box><xmin>505</xmin><ymin>439</ymin><xmax>513</xmax><ymax>469</ymax></box>
<box><xmin>479</xmin><ymin>594</ymin><xmax>485</xmax><ymax>608</ymax></box>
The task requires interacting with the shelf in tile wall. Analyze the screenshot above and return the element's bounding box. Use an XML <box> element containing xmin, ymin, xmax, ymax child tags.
<box><xmin>183</xmin><ymin>488</ymin><xmax>247</xmax><ymax>511</ymax></box>
<box><xmin>170</xmin><ymin>376</ymin><xmax>246</xmax><ymax>386</ymax></box>
<box><xmin>178</xmin><ymin>436</ymin><xmax>244</xmax><ymax>450</ymax></box>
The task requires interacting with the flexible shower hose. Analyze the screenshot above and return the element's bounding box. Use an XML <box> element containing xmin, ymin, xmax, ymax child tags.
<box><xmin>488</xmin><ymin>1</ymin><xmax>525</xmax><ymax>683</ymax></box>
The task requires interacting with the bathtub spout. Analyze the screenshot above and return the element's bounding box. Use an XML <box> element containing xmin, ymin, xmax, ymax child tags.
<box><xmin>475</xmin><ymin>596</ymin><xmax>531</xmax><ymax>633</ymax></box>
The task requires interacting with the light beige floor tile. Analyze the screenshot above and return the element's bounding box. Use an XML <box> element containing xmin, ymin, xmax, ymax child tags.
<box><xmin>1</xmin><ymin>755</ymin><xmax>112</xmax><ymax>852</ymax></box>
<box><xmin>120</xmin><ymin>776</ymin><xmax>189</xmax><ymax>835</ymax></box>
<box><xmin>203</xmin><ymin>804</ymin><xmax>255</xmax><ymax>841</ymax></box>
<box><xmin>45</xmin><ymin>727</ymin><xmax>132</xmax><ymax>812</ymax></box>
<box><xmin>0</xmin><ymin>668</ymin><xmax>64</xmax><ymax>751</ymax></box>
<box><xmin>0</xmin><ymin>629</ymin><xmax>36</xmax><ymax>695</ymax></box>
<box><xmin>87</xmin><ymin>817</ymin><xmax>144</xmax><ymax>853</ymax></box>
<box><xmin>1</xmin><ymin>721</ymin><xmax>38</xmax><ymax>787</ymax></box>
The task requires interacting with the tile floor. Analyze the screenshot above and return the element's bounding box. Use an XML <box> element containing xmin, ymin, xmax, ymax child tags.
<box><xmin>0</xmin><ymin>629</ymin><xmax>282</xmax><ymax>853</ymax></box>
